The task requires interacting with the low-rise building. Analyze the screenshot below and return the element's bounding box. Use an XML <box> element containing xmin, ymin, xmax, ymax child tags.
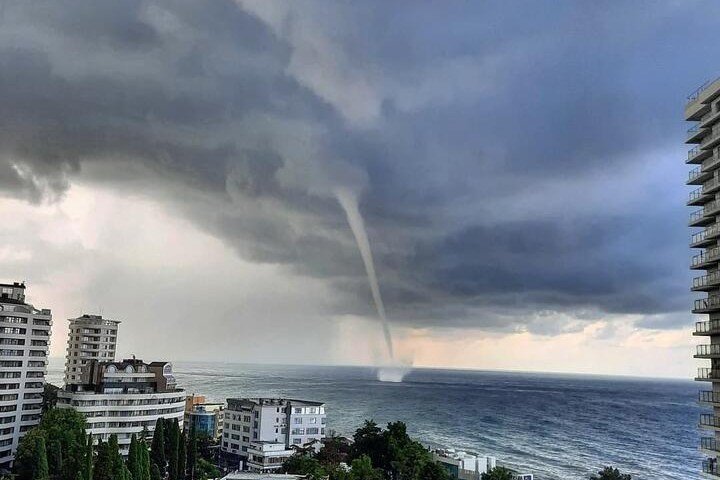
<box><xmin>432</xmin><ymin>449</ymin><xmax>496</xmax><ymax>480</ymax></box>
<box><xmin>58</xmin><ymin>358</ymin><xmax>185</xmax><ymax>454</ymax></box>
<box><xmin>221</xmin><ymin>398</ymin><xmax>326</xmax><ymax>465</ymax></box>
<box><xmin>220</xmin><ymin>474</ymin><xmax>305</xmax><ymax>480</ymax></box>
<box><xmin>246</xmin><ymin>441</ymin><xmax>294</xmax><ymax>473</ymax></box>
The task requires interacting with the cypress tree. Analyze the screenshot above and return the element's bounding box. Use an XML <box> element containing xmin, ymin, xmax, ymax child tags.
<box><xmin>141</xmin><ymin>440</ymin><xmax>152</xmax><ymax>480</ymax></box>
<box><xmin>108</xmin><ymin>434</ymin><xmax>125</xmax><ymax>480</ymax></box>
<box><xmin>177</xmin><ymin>432</ymin><xmax>186</xmax><ymax>480</ymax></box>
<box><xmin>150</xmin><ymin>464</ymin><xmax>161</xmax><ymax>480</ymax></box>
<box><xmin>83</xmin><ymin>434</ymin><xmax>93</xmax><ymax>480</ymax></box>
<box><xmin>167</xmin><ymin>420</ymin><xmax>179</xmax><ymax>480</ymax></box>
<box><xmin>128</xmin><ymin>434</ymin><xmax>142</xmax><ymax>480</ymax></box>
<box><xmin>150</xmin><ymin>418</ymin><xmax>166</xmax><ymax>475</ymax></box>
<box><xmin>32</xmin><ymin>436</ymin><xmax>49</xmax><ymax>480</ymax></box>
<box><xmin>186</xmin><ymin>427</ymin><xmax>197</xmax><ymax>480</ymax></box>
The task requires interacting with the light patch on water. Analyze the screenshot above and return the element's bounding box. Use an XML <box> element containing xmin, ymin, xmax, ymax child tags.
<box><xmin>377</xmin><ymin>364</ymin><xmax>412</xmax><ymax>383</ymax></box>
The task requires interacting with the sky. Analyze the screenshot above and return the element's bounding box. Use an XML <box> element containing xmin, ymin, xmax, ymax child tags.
<box><xmin>1</xmin><ymin>0</ymin><xmax>719</xmax><ymax>377</ymax></box>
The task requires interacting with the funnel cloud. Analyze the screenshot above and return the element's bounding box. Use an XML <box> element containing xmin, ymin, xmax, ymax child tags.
<box><xmin>336</xmin><ymin>187</ymin><xmax>395</xmax><ymax>361</ymax></box>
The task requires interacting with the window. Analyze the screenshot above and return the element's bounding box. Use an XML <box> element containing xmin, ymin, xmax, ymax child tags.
<box><xmin>294</xmin><ymin>408</ymin><xmax>302</xmax><ymax>414</ymax></box>
<box><xmin>309</xmin><ymin>417</ymin><xmax>317</xmax><ymax>424</ymax></box>
<box><xmin>306</xmin><ymin>428</ymin><xmax>319</xmax><ymax>435</ymax></box>
<box><xmin>293</xmin><ymin>438</ymin><xmax>301</xmax><ymax>445</ymax></box>
<box><xmin>291</xmin><ymin>428</ymin><xmax>305</xmax><ymax>435</ymax></box>
<box><xmin>294</xmin><ymin>417</ymin><xmax>302</xmax><ymax>424</ymax></box>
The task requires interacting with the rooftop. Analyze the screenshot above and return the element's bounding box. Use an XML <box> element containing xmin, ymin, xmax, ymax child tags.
<box><xmin>227</xmin><ymin>397</ymin><xmax>325</xmax><ymax>408</ymax></box>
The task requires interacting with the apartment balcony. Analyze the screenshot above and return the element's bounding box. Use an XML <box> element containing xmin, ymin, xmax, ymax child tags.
<box><xmin>702</xmin><ymin>437</ymin><xmax>720</xmax><ymax>455</ymax></box>
<box><xmin>686</xmin><ymin>77</ymin><xmax>720</xmax><ymax>120</ymax></box>
<box><xmin>705</xmin><ymin>174</ymin><xmax>720</xmax><ymax>197</ymax></box>
<box><xmin>690</xmin><ymin>166</ymin><xmax>715</xmax><ymax>185</ymax></box>
<box><xmin>690</xmin><ymin>187</ymin><xmax>712</xmax><ymax>207</ymax></box>
<box><xmin>700</xmin><ymin>414</ymin><xmax>720</xmax><ymax>430</ymax></box>
<box><xmin>690</xmin><ymin>146</ymin><xmax>714</xmax><ymax>164</ymax></box>
<box><xmin>690</xmin><ymin>208</ymin><xmax>716</xmax><ymax>227</ymax></box>
<box><xmin>704</xmin><ymin>128</ymin><xmax>720</xmax><ymax>151</ymax></box>
<box><xmin>691</xmin><ymin>247</ymin><xmax>720</xmax><ymax>269</ymax></box>
<box><xmin>699</xmin><ymin>391</ymin><xmax>720</xmax><ymax>405</ymax></box>
<box><xmin>696</xmin><ymin>368</ymin><xmax>720</xmax><ymax>381</ymax></box>
<box><xmin>688</xmin><ymin>125</ymin><xmax>710</xmax><ymax>144</ymax></box>
<box><xmin>696</xmin><ymin>320</ymin><xmax>720</xmax><ymax>336</ymax></box>
<box><xmin>703</xmin><ymin>459</ymin><xmax>720</xmax><ymax>478</ymax></box>
<box><xmin>693</xmin><ymin>271</ymin><xmax>720</xmax><ymax>292</ymax></box>
<box><xmin>695</xmin><ymin>344</ymin><xmax>720</xmax><ymax>359</ymax></box>
<box><xmin>701</xmin><ymin>109</ymin><xmax>720</xmax><ymax>129</ymax></box>
<box><xmin>694</xmin><ymin>296</ymin><xmax>720</xmax><ymax>313</ymax></box>
<box><xmin>691</xmin><ymin>224</ymin><xmax>720</xmax><ymax>248</ymax></box>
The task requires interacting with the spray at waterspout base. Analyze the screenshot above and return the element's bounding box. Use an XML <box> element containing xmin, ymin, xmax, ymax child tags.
<box><xmin>376</xmin><ymin>364</ymin><xmax>412</xmax><ymax>383</ymax></box>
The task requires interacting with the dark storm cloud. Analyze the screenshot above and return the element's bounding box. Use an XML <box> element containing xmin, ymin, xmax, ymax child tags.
<box><xmin>0</xmin><ymin>0</ymin><xmax>713</xmax><ymax>331</ymax></box>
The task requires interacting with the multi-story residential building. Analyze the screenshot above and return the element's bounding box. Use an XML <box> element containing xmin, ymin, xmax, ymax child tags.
<box><xmin>221</xmin><ymin>398</ymin><xmax>326</xmax><ymax>466</ymax></box>
<box><xmin>0</xmin><ymin>282</ymin><xmax>51</xmax><ymax>467</ymax></box>
<box><xmin>65</xmin><ymin>315</ymin><xmax>119</xmax><ymax>385</ymax></box>
<box><xmin>687</xmin><ymin>77</ymin><xmax>720</xmax><ymax>478</ymax></box>
<box><xmin>57</xmin><ymin>358</ymin><xmax>185</xmax><ymax>455</ymax></box>
<box><xmin>245</xmin><ymin>441</ymin><xmax>294</xmax><ymax>473</ymax></box>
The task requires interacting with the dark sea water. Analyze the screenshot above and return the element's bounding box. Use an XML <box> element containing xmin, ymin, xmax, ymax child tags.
<box><xmin>46</xmin><ymin>360</ymin><xmax>700</xmax><ymax>480</ymax></box>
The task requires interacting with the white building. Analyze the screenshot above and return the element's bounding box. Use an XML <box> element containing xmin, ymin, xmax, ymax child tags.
<box><xmin>432</xmin><ymin>449</ymin><xmax>496</xmax><ymax>480</ymax></box>
<box><xmin>58</xmin><ymin>358</ymin><xmax>185</xmax><ymax>455</ymax></box>
<box><xmin>65</xmin><ymin>314</ymin><xmax>119</xmax><ymax>385</ymax></box>
<box><xmin>221</xmin><ymin>474</ymin><xmax>304</xmax><ymax>480</ymax></box>
<box><xmin>221</xmin><ymin>398</ymin><xmax>326</xmax><ymax>465</ymax></box>
<box><xmin>0</xmin><ymin>282</ymin><xmax>51</xmax><ymax>468</ymax></box>
<box><xmin>246</xmin><ymin>441</ymin><xmax>294</xmax><ymax>473</ymax></box>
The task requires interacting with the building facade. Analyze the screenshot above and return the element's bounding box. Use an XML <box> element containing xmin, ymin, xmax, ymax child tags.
<box><xmin>221</xmin><ymin>398</ymin><xmax>326</xmax><ymax>465</ymax></box>
<box><xmin>245</xmin><ymin>441</ymin><xmax>294</xmax><ymax>473</ymax></box>
<box><xmin>0</xmin><ymin>282</ymin><xmax>51</xmax><ymax>467</ymax></box>
<box><xmin>57</xmin><ymin>358</ymin><xmax>185</xmax><ymax>455</ymax></box>
<box><xmin>185</xmin><ymin>402</ymin><xmax>225</xmax><ymax>439</ymax></box>
<box><xmin>65</xmin><ymin>314</ymin><xmax>120</xmax><ymax>385</ymax></box>
<box><xmin>686</xmin><ymin>77</ymin><xmax>720</xmax><ymax>477</ymax></box>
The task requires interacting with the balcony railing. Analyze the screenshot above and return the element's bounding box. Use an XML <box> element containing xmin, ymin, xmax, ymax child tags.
<box><xmin>700</xmin><ymin>414</ymin><xmax>720</xmax><ymax>428</ymax></box>
<box><xmin>693</xmin><ymin>271</ymin><xmax>720</xmax><ymax>290</ymax></box>
<box><xmin>688</xmin><ymin>77</ymin><xmax>720</xmax><ymax>103</ymax></box>
<box><xmin>689</xmin><ymin>187</ymin><xmax>704</xmax><ymax>204</ymax></box>
<box><xmin>696</xmin><ymin>344</ymin><xmax>720</xmax><ymax>357</ymax></box>
<box><xmin>694</xmin><ymin>295</ymin><xmax>720</xmax><ymax>312</ymax></box>
<box><xmin>697</xmin><ymin>368</ymin><xmax>720</xmax><ymax>380</ymax></box>
<box><xmin>690</xmin><ymin>167</ymin><xmax>703</xmax><ymax>182</ymax></box>
<box><xmin>690</xmin><ymin>209</ymin><xmax>706</xmax><ymax>225</ymax></box>
<box><xmin>692</xmin><ymin>224</ymin><xmax>720</xmax><ymax>247</ymax></box>
<box><xmin>700</xmin><ymin>390</ymin><xmax>720</xmax><ymax>404</ymax></box>
<box><xmin>703</xmin><ymin>459</ymin><xmax>720</xmax><ymax>477</ymax></box>
<box><xmin>702</xmin><ymin>437</ymin><xmax>720</xmax><ymax>453</ymax></box>
<box><xmin>691</xmin><ymin>246</ymin><xmax>720</xmax><ymax>267</ymax></box>
<box><xmin>696</xmin><ymin>320</ymin><xmax>720</xmax><ymax>335</ymax></box>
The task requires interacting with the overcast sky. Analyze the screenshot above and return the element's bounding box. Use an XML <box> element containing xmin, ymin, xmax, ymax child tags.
<box><xmin>1</xmin><ymin>0</ymin><xmax>719</xmax><ymax>377</ymax></box>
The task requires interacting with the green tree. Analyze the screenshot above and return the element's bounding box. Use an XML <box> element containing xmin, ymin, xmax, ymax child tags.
<box><xmin>15</xmin><ymin>408</ymin><xmax>87</xmax><ymax>480</ymax></box>
<box><xmin>481</xmin><ymin>467</ymin><xmax>516</xmax><ymax>480</ymax></box>
<box><xmin>139</xmin><ymin>439</ymin><xmax>152</xmax><ymax>480</ymax></box>
<box><xmin>83</xmin><ymin>435</ymin><xmax>93</xmax><ymax>480</ymax></box>
<box><xmin>167</xmin><ymin>420</ymin><xmax>180</xmax><ymax>480</ymax></box>
<box><xmin>348</xmin><ymin>455</ymin><xmax>383</xmax><ymax>480</ymax></box>
<box><xmin>194</xmin><ymin>459</ymin><xmax>220</xmax><ymax>480</ymax></box>
<box><xmin>41</xmin><ymin>384</ymin><xmax>60</xmax><ymax>413</ymax></box>
<box><xmin>150</xmin><ymin>418</ymin><xmax>166</xmax><ymax>475</ymax></box>
<box><xmin>93</xmin><ymin>440</ymin><xmax>112</xmax><ymax>480</ymax></box>
<box><xmin>32</xmin><ymin>436</ymin><xmax>49</xmax><ymax>480</ymax></box>
<box><xmin>316</xmin><ymin>436</ymin><xmax>351</xmax><ymax>468</ymax></box>
<box><xmin>177</xmin><ymin>432</ymin><xmax>186</xmax><ymax>480</ymax></box>
<box><xmin>108</xmin><ymin>434</ymin><xmax>127</xmax><ymax>480</ymax></box>
<box><xmin>128</xmin><ymin>435</ymin><xmax>142</xmax><ymax>480</ymax></box>
<box><xmin>590</xmin><ymin>466</ymin><xmax>632</xmax><ymax>480</ymax></box>
<box><xmin>186</xmin><ymin>427</ymin><xmax>197</xmax><ymax>480</ymax></box>
<box><xmin>282</xmin><ymin>454</ymin><xmax>326</xmax><ymax>480</ymax></box>
<box><xmin>350</xmin><ymin>421</ymin><xmax>386</xmax><ymax>471</ymax></box>
<box><xmin>150</xmin><ymin>464</ymin><xmax>161</xmax><ymax>480</ymax></box>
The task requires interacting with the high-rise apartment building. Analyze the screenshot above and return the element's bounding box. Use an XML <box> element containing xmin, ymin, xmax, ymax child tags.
<box><xmin>65</xmin><ymin>314</ymin><xmax>120</xmax><ymax>385</ymax></box>
<box><xmin>221</xmin><ymin>398</ymin><xmax>326</xmax><ymax>469</ymax></box>
<box><xmin>0</xmin><ymin>282</ymin><xmax>51</xmax><ymax>467</ymax></box>
<box><xmin>686</xmin><ymin>77</ymin><xmax>720</xmax><ymax>477</ymax></box>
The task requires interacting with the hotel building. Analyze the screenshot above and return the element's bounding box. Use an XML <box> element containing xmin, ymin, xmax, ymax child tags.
<box><xmin>687</xmin><ymin>77</ymin><xmax>720</xmax><ymax>477</ymax></box>
<box><xmin>0</xmin><ymin>282</ymin><xmax>51</xmax><ymax>467</ymax></box>
<box><xmin>58</xmin><ymin>358</ymin><xmax>185</xmax><ymax>455</ymax></box>
<box><xmin>221</xmin><ymin>398</ymin><xmax>326</xmax><ymax>468</ymax></box>
<box><xmin>65</xmin><ymin>314</ymin><xmax>120</xmax><ymax>385</ymax></box>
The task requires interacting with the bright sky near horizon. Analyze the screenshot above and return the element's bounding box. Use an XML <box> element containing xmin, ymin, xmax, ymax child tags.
<box><xmin>1</xmin><ymin>1</ymin><xmax>718</xmax><ymax>377</ymax></box>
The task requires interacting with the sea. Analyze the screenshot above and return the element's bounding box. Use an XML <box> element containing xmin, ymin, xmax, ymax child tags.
<box><xmin>46</xmin><ymin>359</ymin><xmax>701</xmax><ymax>480</ymax></box>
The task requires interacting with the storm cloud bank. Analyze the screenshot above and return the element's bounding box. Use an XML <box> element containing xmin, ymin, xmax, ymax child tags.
<box><xmin>0</xmin><ymin>0</ymin><xmax>715</xmax><ymax>334</ymax></box>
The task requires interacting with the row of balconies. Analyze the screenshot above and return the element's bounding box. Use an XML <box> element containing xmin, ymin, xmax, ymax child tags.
<box><xmin>695</xmin><ymin>320</ymin><xmax>720</xmax><ymax>336</ymax></box>
<box><xmin>693</xmin><ymin>295</ymin><xmax>720</xmax><ymax>313</ymax></box>
<box><xmin>695</xmin><ymin>344</ymin><xmax>720</xmax><ymax>358</ymax></box>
